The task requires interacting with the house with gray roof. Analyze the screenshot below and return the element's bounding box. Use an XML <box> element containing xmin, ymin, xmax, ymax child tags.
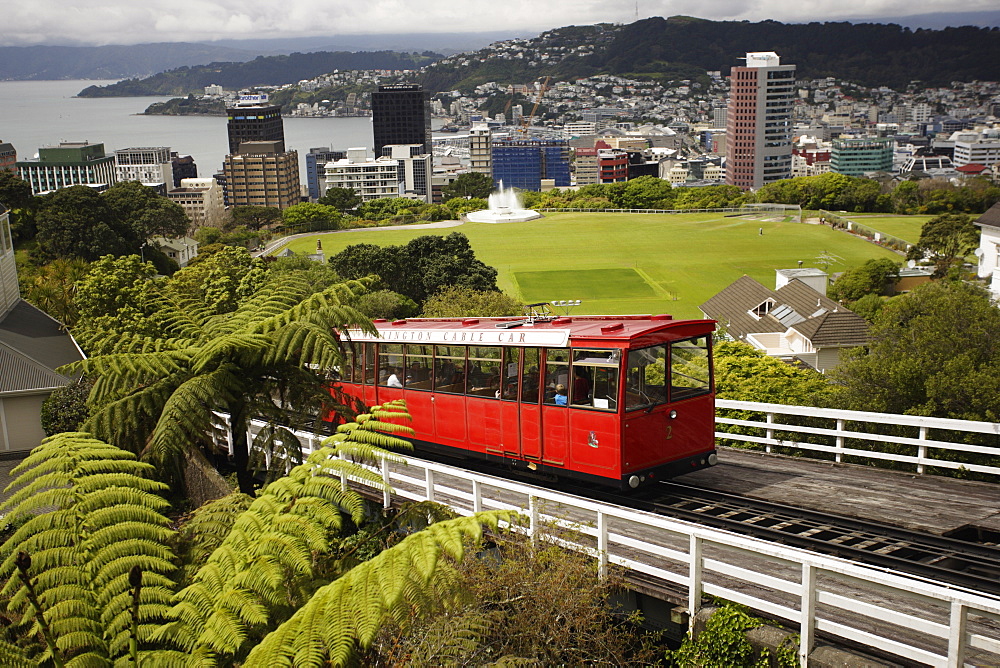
<box><xmin>700</xmin><ymin>271</ymin><xmax>869</xmax><ymax>373</ymax></box>
<box><xmin>974</xmin><ymin>201</ymin><xmax>1000</xmax><ymax>301</ymax></box>
<box><xmin>0</xmin><ymin>205</ymin><xmax>84</xmax><ymax>453</ymax></box>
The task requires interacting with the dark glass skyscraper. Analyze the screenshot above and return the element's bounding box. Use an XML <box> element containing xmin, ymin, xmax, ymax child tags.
<box><xmin>372</xmin><ymin>85</ymin><xmax>432</xmax><ymax>157</ymax></box>
<box><xmin>226</xmin><ymin>100</ymin><xmax>285</xmax><ymax>155</ymax></box>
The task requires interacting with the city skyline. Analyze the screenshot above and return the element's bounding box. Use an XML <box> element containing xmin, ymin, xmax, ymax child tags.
<box><xmin>4</xmin><ymin>2</ymin><xmax>999</xmax><ymax>48</ymax></box>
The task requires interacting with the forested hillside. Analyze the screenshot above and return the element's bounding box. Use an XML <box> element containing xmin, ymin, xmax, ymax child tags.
<box><xmin>78</xmin><ymin>50</ymin><xmax>442</xmax><ymax>97</ymax></box>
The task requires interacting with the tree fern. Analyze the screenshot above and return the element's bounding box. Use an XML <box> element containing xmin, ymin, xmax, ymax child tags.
<box><xmin>0</xmin><ymin>433</ymin><xmax>177</xmax><ymax>665</ymax></box>
<box><xmin>147</xmin><ymin>402</ymin><xmax>416</xmax><ymax>664</ymax></box>
<box><xmin>243</xmin><ymin>511</ymin><xmax>513</xmax><ymax>668</ymax></box>
<box><xmin>60</xmin><ymin>276</ymin><xmax>378</xmax><ymax>492</ymax></box>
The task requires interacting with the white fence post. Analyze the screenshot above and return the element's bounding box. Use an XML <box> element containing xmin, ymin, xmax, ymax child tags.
<box><xmin>765</xmin><ymin>412</ymin><xmax>774</xmax><ymax>453</ymax></box>
<box><xmin>380</xmin><ymin>455</ymin><xmax>391</xmax><ymax>509</ymax></box>
<box><xmin>800</xmin><ymin>563</ymin><xmax>817</xmax><ymax>665</ymax></box>
<box><xmin>835</xmin><ymin>418</ymin><xmax>844</xmax><ymax>463</ymax></box>
<box><xmin>529</xmin><ymin>495</ymin><xmax>539</xmax><ymax>547</ymax></box>
<box><xmin>424</xmin><ymin>468</ymin><xmax>435</xmax><ymax>502</ymax></box>
<box><xmin>472</xmin><ymin>479</ymin><xmax>483</xmax><ymax>513</ymax></box>
<box><xmin>917</xmin><ymin>426</ymin><xmax>928</xmax><ymax>475</ymax></box>
<box><xmin>947</xmin><ymin>600</ymin><xmax>968</xmax><ymax>668</ymax></box>
<box><xmin>687</xmin><ymin>534</ymin><xmax>703</xmax><ymax>630</ymax></box>
<box><xmin>597</xmin><ymin>510</ymin><xmax>609</xmax><ymax>580</ymax></box>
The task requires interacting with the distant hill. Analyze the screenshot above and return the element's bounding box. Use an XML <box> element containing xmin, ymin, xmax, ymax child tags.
<box><xmin>78</xmin><ymin>51</ymin><xmax>443</xmax><ymax>97</ymax></box>
<box><xmin>0</xmin><ymin>43</ymin><xmax>257</xmax><ymax>81</ymax></box>
<box><xmin>416</xmin><ymin>16</ymin><xmax>1000</xmax><ymax>91</ymax></box>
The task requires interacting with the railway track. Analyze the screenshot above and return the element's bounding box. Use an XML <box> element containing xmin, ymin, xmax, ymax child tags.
<box><xmin>573</xmin><ymin>480</ymin><xmax>1000</xmax><ymax>597</ymax></box>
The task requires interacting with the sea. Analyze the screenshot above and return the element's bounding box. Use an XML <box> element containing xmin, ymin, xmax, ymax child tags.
<box><xmin>0</xmin><ymin>79</ymin><xmax>376</xmax><ymax>184</ymax></box>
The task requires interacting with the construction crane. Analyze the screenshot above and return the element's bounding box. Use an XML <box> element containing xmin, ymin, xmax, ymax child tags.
<box><xmin>519</xmin><ymin>76</ymin><xmax>551</xmax><ymax>135</ymax></box>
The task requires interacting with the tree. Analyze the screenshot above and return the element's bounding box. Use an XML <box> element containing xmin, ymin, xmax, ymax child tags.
<box><xmin>0</xmin><ymin>412</ymin><xmax>513</xmax><ymax>667</ymax></box>
<box><xmin>19</xmin><ymin>256</ymin><xmax>89</xmax><ymax>325</ymax></box>
<box><xmin>714</xmin><ymin>341</ymin><xmax>833</xmax><ymax>405</ymax></box>
<box><xmin>282</xmin><ymin>201</ymin><xmax>342</xmax><ymax>232</ymax></box>
<box><xmin>229</xmin><ymin>205</ymin><xmax>281</xmax><ymax>231</ymax></box>
<box><xmin>317</xmin><ymin>186</ymin><xmax>362</xmax><ymax>212</ymax></box>
<box><xmin>441</xmin><ymin>172</ymin><xmax>495</xmax><ymax>201</ymax></box>
<box><xmin>606</xmin><ymin>175</ymin><xmax>674</xmax><ymax>209</ymax></box>
<box><xmin>0</xmin><ymin>171</ymin><xmax>36</xmax><ymax>243</ymax></box>
<box><xmin>73</xmin><ymin>254</ymin><xmax>159</xmax><ymax>337</ymax></box>
<box><xmin>829</xmin><ymin>258</ymin><xmax>900</xmax><ymax>303</ymax></box>
<box><xmin>422</xmin><ymin>285</ymin><xmax>523</xmax><ymax>317</ymax></box>
<box><xmin>357</xmin><ymin>197</ymin><xmax>417</xmax><ymax>221</ymax></box>
<box><xmin>34</xmin><ymin>186</ymin><xmax>136</xmax><ymax>261</ymax></box>
<box><xmin>445</xmin><ymin>196</ymin><xmax>488</xmax><ymax>218</ymax></box>
<box><xmin>906</xmin><ymin>213</ymin><xmax>979</xmax><ymax>277</ymax></box>
<box><xmin>330</xmin><ymin>233</ymin><xmax>500</xmax><ymax>305</ymax></box>
<box><xmin>60</xmin><ymin>274</ymin><xmax>376</xmax><ymax>493</ymax></box>
<box><xmin>169</xmin><ymin>245</ymin><xmax>269</xmax><ymax>315</ymax></box>
<box><xmin>356</xmin><ymin>289</ymin><xmax>420</xmax><ymax>320</ymax></box>
<box><xmin>830</xmin><ymin>281</ymin><xmax>1000</xmax><ymax>421</ymax></box>
<box><xmin>103</xmin><ymin>180</ymin><xmax>190</xmax><ymax>239</ymax></box>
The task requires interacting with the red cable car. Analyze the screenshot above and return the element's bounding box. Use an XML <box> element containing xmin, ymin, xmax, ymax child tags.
<box><xmin>334</xmin><ymin>307</ymin><xmax>718</xmax><ymax>490</ymax></box>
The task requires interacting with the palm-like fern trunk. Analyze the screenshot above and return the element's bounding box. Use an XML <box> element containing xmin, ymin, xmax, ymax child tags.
<box><xmin>228</xmin><ymin>401</ymin><xmax>255</xmax><ymax>494</ymax></box>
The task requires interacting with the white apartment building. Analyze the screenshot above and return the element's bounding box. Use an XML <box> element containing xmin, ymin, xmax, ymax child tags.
<box><xmin>953</xmin><ymin>137</ymin><xmax>1000</xmax><ymax>168</ymax></box>
<box><xmin>166</xmin><ymin>178</ymin><xmax>225</xmax><ymax>229</ymax></box>
<box><xmin>469</xmin><ymin>123</ymin><xmax>492</xmax><ymax>175</ymax></box>
<box><xmin>114</xmin><ymin>147</ymin><xmax>173</xmax><ymax>191</ymax></box>
<box><xmin>324</xmin><ymin>148</ymin><xmax>403</xmax><ymax>202</ymax></box>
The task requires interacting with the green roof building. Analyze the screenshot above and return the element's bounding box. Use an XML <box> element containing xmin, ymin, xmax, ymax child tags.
<box><xmin>830</xmin><ymin>137</ymin><xmax>894</xmax><ymax>177</ymax></box>
<box><xmin>16</xmin><ymin>141</ymin><xmax>117</xmax><ymax>195</ymax></box>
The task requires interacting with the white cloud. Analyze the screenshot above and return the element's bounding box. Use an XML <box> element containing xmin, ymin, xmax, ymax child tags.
<box><xmin>2</xmin><ymin>0</ymin><xmax>997</xmax><ymax>46</ymax></box>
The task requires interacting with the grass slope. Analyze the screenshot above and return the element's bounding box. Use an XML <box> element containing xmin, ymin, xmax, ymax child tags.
<box><xmin>283</xmin><ymin>212</ymin><xmax>903</xmax><ymax>318</ymax></box>
<box><xmin>845</xmin><ymin>215</ymin><xmax>932</xmax><ymax>244</ymax></box>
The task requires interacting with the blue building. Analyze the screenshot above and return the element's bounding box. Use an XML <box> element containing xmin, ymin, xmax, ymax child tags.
<box><xmin>491</xmin><ymin>139</ymin><xmax>571</xmax><ymax>191</ymax></box>
<box><xmin>305</xmin><ymin>147</ymin><xmax>346</xmax><ymax>201</ymax></box>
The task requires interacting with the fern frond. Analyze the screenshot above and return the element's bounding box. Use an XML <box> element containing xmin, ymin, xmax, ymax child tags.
<box><xmin>244</xmin><ymin>511</ymin><xmax>514</xmax><ymax>668</ymax></box>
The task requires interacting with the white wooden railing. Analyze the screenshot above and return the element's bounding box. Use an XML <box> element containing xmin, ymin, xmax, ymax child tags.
<box><xmin>213</xmin><ymin>402</ymin><xmax>1000</xmax><ymax>667</ymax></box>
<box><xmin>716</xmin><ymin>400</ymin><xmax>1000</xmax><ymax>478</ymax></box>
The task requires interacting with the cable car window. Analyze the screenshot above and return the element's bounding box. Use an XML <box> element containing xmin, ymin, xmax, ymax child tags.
<box><xmin>571</xmin><ymin>349</ymin><xmax>620</xmax><ymax>410</ymax></box>
<box><xmin>404</xmin><ymin>344</ymin><xmax>433</xmax><ymax>390</ymax></box>
<box><xmin>363</xmin><ymin>343</ymin><xmax>376</xmax><ymax>385</ymax></box>
<box><xmin>544</xmin><ymin>348</ymin><xmax>570</xmax><ymax>406</ymax></box>
<box><xmin>671</xmin><ymin>336</ymin><xmax>712</xmax><ymax>400</ymax></box>
<box><xmin>378</xmin><ymin>344</ymin><xmax>404</xmax><ymax>387</ymax></box>
<box><xmin>521</xmin><ymin>348</ymin><xmax>542</xmax><ymax>404</ymax></box>
<box><xmin>434</xmin><ymin>345</ymin><xmax>465</xmax><ymax>394</ymax></box>
<box><xmin>339</xmin><ymin>345</ymin><xmax>354</xmax><ymax>383</ymax></box>
<box><xmin>500</xmin><ymin>348</ymin><xmax>520</xmax><ymax>401</ymax></box>
<box><xmin>467</xmin><ymin>346</ymin><xmax>501</xmax><ymax>398</ymax></box>
<box><xmin>625</xmin><ymin>345</ymin><xmax>667</xmax><ymax>411</ymax></box>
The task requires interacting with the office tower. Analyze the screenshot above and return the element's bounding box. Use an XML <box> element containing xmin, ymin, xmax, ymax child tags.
<box><xmin>114</xmin><ymin>146</ymin><xmax>173</xmax><ymax>193</ymax></box>
<box><xmin>725</xmin><ymin>52</ymin><xmax>796</xmax><ymax>190</ymax></box>
<box><xmin>226</xmin><ymin>94</ymin><xmax>285</xmax><ymax>155</ymax></box>
<box><xmin>167</xmin><ymin>178</ymin><xmax>226</xmax><ymax>228</ymax></box>
<box><xmin>305</xmin><ymin>147</ymin><xmax>347</xmax><ymax>200</ymax></box>
<box><xmin>170</xmin><ymin>153</ymin><xmax>198</xmax><ymax>188</ymax></box>
<box><xmin>830</xmin><ymin>137</ymin><xmax>894</xmax><ymax>176</ymax></box>
<box><xmin>222</xmin><ymin>141</ymin><xmax>300</xmax><ymax>209</ymax></box>
<box><xmin>468</xmin><ymin>123</ymin><xmax>492</xmax><ymax>175</ymax></box>
<box><xmin>491</xmin><ymin>139</ymin><xmax>571</xmax><ymax>191</ymax></box>
<box><xmin>383</xmin><ymin>144</ymin><xmax>432</xmax><ymax>202</ymax></box>
<box><xmin>16</xmin><ymin>141</ymin><xmax>117</xmax><ymax>195</ymax></box>
<box><xmin>371</xmin><ymin>84</ymin><xmax>432</xmax><ymax>157</ymax></box>
<box><xmin>0</xmin><ymin>142</ymin><xmax>16</xmax><ymax>172</ymax></box>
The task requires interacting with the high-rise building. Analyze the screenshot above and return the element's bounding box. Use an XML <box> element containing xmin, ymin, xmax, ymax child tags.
<box><xmin>830</xmin><ymin>137</ymin><xmax>894</xmax><ymax>176</ymax></box>
<box><xmin>305</xmin><ymin>147</ymin><xmax>347</xmax><ymax>201</ymax></box>
<box><xmin>171</xmin><ymin>153</ymin><xmax>198</xmax><ymax>188</ymax></box>
<box><xmin>491</xmin><ymin>139</ymin><xmax>571</xmax><ymax>191</ymax></box>
<box><xmin>226</xmin><ymin>94</ymin><xmax>284</xmax><ymax>155</ymax></box>
<box><xmin>468</xmin><ymin>123</ymin><xmax>492</xmax><ymax>175</ymax></box>
<box><xmin>382</xmin><ymin>144</ymin><xmax>432</xmax><ymax>202</ymax></box>
<box><xmin>16</xmin><ymin>142</ymin><xmax>117</xmax><ymax>195</ymax></box>
<box><xmin>0</xmin><ymin>142</ymin><xmax>16</xmax><ymax>172</ymax></box>
<box><xmin>167</xmin><ymin>178</ymin><xmax>226</xmax><ymax>229</ymax></box>
<box><xmin>114</xmin><ymin>146</ymin><xmax>173</xmax><ymax>193</ymax></box>
<box><xmin>222</xmin><ymin>141</ymin><xmax>300</xmax><ymax>209</ymax></box>
<box><xmin>725</xmin><ymin>52</ymin><xmax>796</xmax><ymax>191</ymax></box>
<box><xmin>371</xmin><ymin>84</ymin><xmax>432</xmax><ymax>157</ymax></box>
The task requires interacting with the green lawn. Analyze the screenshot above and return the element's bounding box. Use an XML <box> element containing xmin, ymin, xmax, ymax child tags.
<box><xmin>841</xmin><ymin>215</ymin><xmax>932</xmax><ymax>244</ymax></box>
<box><xmin>281</xmin><ymin>212</ymin><xmax>904</xmax><ymax>319</ymax></box>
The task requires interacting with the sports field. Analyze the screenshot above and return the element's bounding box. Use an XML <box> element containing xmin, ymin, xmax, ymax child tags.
<box><xmin>844</xmin><ymin>215</ymin><xmax>932</xmax><ymax>244</ymax></box>
<box><xmin>279</xmin><ymin>212</ymin><xmax>903</xmax><ymax>319</ymax></box>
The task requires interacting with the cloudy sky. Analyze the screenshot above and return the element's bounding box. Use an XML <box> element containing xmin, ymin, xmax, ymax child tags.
<box><xmin>5</xmin><ymin>0</ymin><xmax>998</xmax><ymax>46</ymax></box>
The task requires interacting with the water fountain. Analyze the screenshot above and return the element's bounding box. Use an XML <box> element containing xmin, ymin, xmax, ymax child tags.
<box><xmin>465</xmin><ymin>181</ymin><xmax>542</xmax><ymax>224</ymax></box>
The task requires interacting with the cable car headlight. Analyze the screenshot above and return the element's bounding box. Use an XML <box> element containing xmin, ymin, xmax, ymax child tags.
<box><xmin>668</xmin><ymin>410</ymin><xmax>677</xmax><ymax>419</ymax></box>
